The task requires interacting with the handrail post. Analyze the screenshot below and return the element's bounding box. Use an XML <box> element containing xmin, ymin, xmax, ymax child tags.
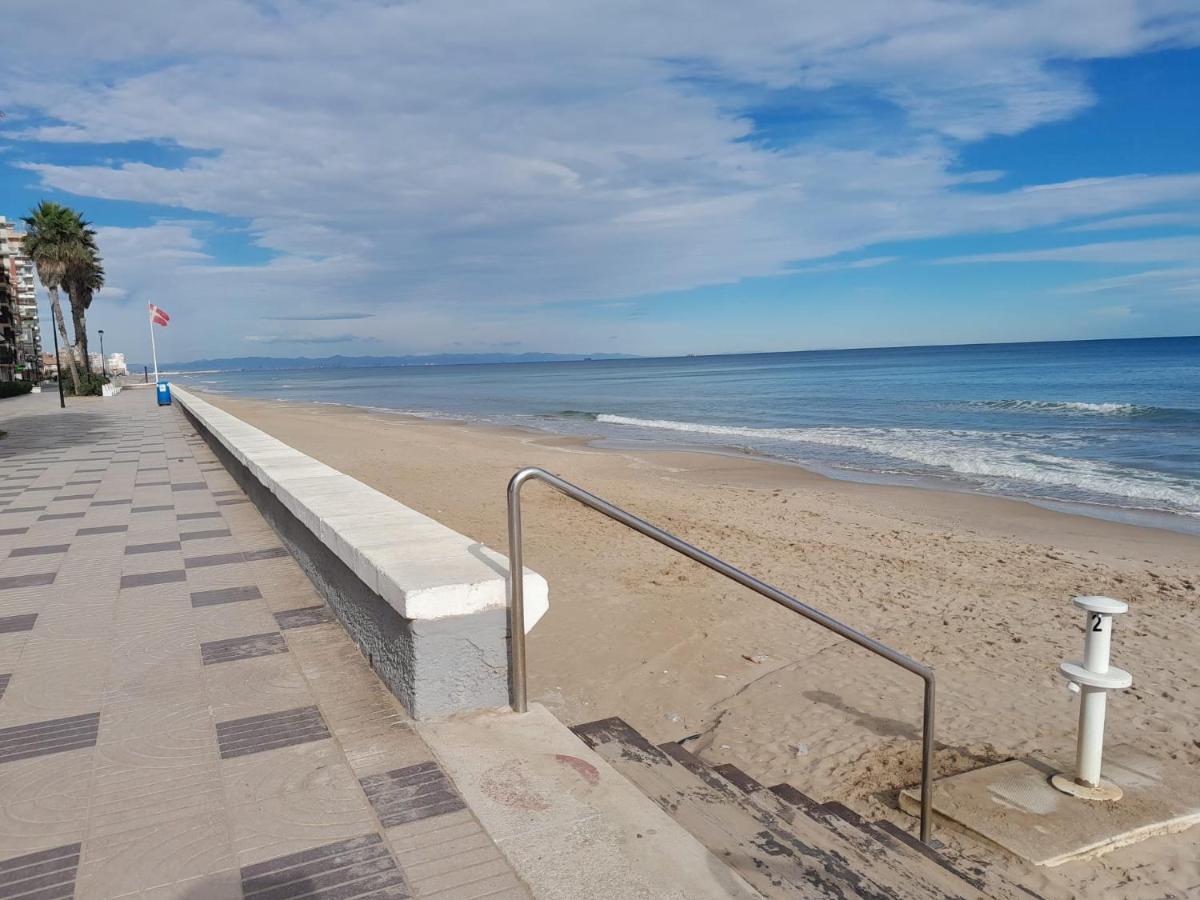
<box><xmin>920</xmin><ymin>673</ymin><xmax>936</xmax><ymax>844</ymax></box>
<box><xmin>507</xmin><ymin>469</ymin><xmax>531</xmax><ymax>713</ymax></box>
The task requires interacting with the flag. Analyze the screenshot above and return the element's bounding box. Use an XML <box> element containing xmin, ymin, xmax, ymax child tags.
<box><xmin>149</xmin><ymin>304</ymin><xmax>170</xmax><ymax>327</ymax></box>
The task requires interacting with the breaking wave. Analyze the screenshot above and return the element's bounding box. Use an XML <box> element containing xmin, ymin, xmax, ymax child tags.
<box><xmin>595</xmin><ymin>414</ymin><xmax>1200</xmax><ymax>514</ymax></box>
<box><xmin>971</xmin><ymin>400</ymin><xmax>1168</xmax><ymax>417</ymax></box>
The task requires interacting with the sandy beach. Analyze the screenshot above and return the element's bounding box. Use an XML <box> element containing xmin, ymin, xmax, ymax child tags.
<box><xmin>195</xmin><ymin>391</ymin><xmax>1200</xmax><ymax>897</ymax></box>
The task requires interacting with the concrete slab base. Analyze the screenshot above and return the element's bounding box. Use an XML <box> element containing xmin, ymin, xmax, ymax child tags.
<box><xmin>899</xmin><ymin>744</ymin><xmax>1200</xmax><ymax>867</ymax></box>
<box><xmin>418</xmin><ymin>704</ymin><xmax>760</xmax><ymax>899</ymax></box>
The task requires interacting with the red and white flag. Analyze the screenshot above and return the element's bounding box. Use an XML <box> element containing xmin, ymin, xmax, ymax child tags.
<box><xmin>149</xmin><ymin>303</ymin><xmax>170</xmax><ymax>327</ymax></box>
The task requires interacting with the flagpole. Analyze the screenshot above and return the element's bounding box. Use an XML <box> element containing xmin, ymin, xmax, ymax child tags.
<box><xmin>148</xmin><ymin>305</ymin><xmax>159</xmax><ymax>382</ymax></box>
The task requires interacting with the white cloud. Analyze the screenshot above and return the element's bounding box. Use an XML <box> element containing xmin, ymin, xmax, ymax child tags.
<box><xmin>4</xmin><ymin>0</ymin><xmax>1200</xmax><ymax>356</ymax></box>
<box><xmin>935</xmin><ymin>236</ymin><xmax>1200</xmax><ymax>264</ymax></box>
<box><xmin>1067</xmin><ymin>212</ymin><xmax>1200</xmax><ymax>231</ymax></box>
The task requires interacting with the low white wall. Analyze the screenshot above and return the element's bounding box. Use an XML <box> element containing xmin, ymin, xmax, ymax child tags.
<box><xmin>173</xmin><ymin>386</ymin><xmax>548</xmax><ymax>717</ymax></box>
<box><xmin>174</xmin><ymin>386</ymin><xmax>547</xmax><ymax>627</ymax></box>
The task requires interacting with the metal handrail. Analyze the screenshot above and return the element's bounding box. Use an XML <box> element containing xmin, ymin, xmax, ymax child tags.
<box><xmin>506</xmin><ymin>466</ymin><xmax>937</xmax><ymax>844</ymax></box>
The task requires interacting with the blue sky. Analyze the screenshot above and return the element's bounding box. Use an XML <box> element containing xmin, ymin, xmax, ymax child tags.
<box><xmin>2</xmin><ymin>1</ymin><xmax>1199</xmax><ymax>362</ymax></box>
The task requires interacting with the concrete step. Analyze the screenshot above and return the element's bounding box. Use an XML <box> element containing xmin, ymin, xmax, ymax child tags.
<box><xmin>575</xmin><ymin>717</ymin><xmax>934</xmax><ymax>899</ymax></box>
<box><xmin>773</xmin><ymin>787</ymin><xmax>1053</xmax><ymax>900</ymax></box>
<box><xmin>665</xmin><ymin>749</ymin><xmax>984</xmax><ymax>900</ymax></box>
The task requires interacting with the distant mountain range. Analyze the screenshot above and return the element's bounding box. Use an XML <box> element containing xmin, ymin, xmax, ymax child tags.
<box><xmin>144</xmin><ymin>352</ymin><xmax>639</xmax><ymax>372</ymax></box>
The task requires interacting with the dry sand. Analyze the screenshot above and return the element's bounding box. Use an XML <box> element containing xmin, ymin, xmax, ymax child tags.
<box><xmin>197</xmin><ymin>392</ymin><xmax>1200</xmax><ymax>898</ymax></box>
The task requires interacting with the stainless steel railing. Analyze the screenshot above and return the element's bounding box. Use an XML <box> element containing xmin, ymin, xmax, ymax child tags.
<box><xmin>505</xmin><ymin>466</ymin><xmax>938</xmax><ymax>844</ymax></box>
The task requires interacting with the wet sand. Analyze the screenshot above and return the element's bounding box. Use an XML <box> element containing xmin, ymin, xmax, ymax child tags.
<box><xmin>195</xmin><ymin>391</ymin><xmax>1200</xmax><ymax>898</ymax></box>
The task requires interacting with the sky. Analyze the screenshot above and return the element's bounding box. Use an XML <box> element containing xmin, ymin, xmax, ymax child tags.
<box><xmin>1</xmin><ymin>1</ymin><xmax>1199</xmax><ymax>363</ymax></box>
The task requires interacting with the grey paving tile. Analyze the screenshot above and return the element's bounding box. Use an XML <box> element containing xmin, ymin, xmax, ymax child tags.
<box><xmin>201</xmin><ymin>632</ymin><xmax>288</xmax><ymax>665</ymax></box>
<box><xmin>185</xmin><ymin>552</ymin><xmax>246</xmax><ymax>569</ymax></box>
<box><xmin>65</xmin><ymin>479</ymin><xmax>101</xmax><ymax>486</ymax></box>
<box><xmin>180</xmin><ymin>528</ymin><xmax>232</xmax><ymax>542</ymax></box>
<box><xmin>360</xmin><ymin>762</ymin><xmax>466</xmax><ymax>828</ymax></box>
<box><xmin>24</xmin><ymin>486</ymin><xmax>65</xmax><ymax>492</ymax></box>
<box><xmin>140</xmin><ymin>466</ymin><xmax>168</xmax><ymax>472</ymax></box>
<box><xmin>171</xmin><ymin>482</ymin><xmax>209</xmax><ymax>492</ymax></box>
<box><xmin>217</xmin><ymin>498</ymin><xmax>249</xmax><ymax>506</ymax></box>
<box><xmin>125</xmin><ymin>541</ymin><xmax>183</xmax><ymax>555</ymax></box>
<box><xmin>212</xmin><ymin>490</ymin><xmax>242</xmax><ymax>498</ymax></box>
<box><xmin>53</xmin><ymin>493</ymin><xmax>95</xmax><ymax>502</ymax></box>
<box><xmin>215</xmin><ymin>706</ymin><xmax>330</xmax><ymax>759</ymax></box>
<box><xmin>38</xmin><ymin>512</ymin><xmax>85</xmax><ymax>522</ymax></box>
<box><xmin>191</xmin><ymin>585</ymin><xmax>262</xmax><ymax>608</ymax></box>
<box><xmin>119</xmin><ymin>570</ymin><xmax>186</xmax><ymax>589</ymax></box>
<box><xmin>135</xmin><ymin>480</ymin><xmax>171</xmax><ymax>487</ymax></box>
<box><xmin>0</xmin><ymin>613</ymin><xmax>38</xmax><ymax>633</ymax></box>
<box><xmin>0</xmin><ymin>573</ymin><xmax>55</xmax><ymax>591</ymax></box>
<box><xmin>0</xmin><ymin>712</ymin><xmax>99</xmax><ymax>764</ymax></box>
<box><xmin>274</xmin><ymin>606</ymin><xmax>335</xmax><ymax>630</ymax></box>
<box><xmin>9</xmin><ymin>544</ymin><xmax>70</xmax><ymax>558</ymax></box>
<box><xmin>0</xmin><ymin>527</ymin><xmax>29</xmax><ymax>536</ymax></box>
<box><xmin>0</xmin><ymin>673</ymin><xmax>8</xmax><ymax>700</ymax></box>
<box><xmin>246</xmin><ymin>547</ymin><xmax>288</xmax><ymax>562</ymax></box>
<box><xmin>90</xmin><ymin>498</ymin><xmax>131</xmax><ymax>507</ymax></box>
<box><xmin>178</xmin><ymin>511</ymin><xmax>221</xmax><ymax>521</ymax></box>
<box><xmin>131</xmin><ymin>504</ymin><xmax>174</xmax><ymax>513</ymax></box>
<box><xmin>0</xmin><ymin>842</ymin><xmax>80</xmax><ymax>899</ymax></box>
<box><xmin>77</xmin><ymin>524</ymin><xmax>128</xmax><ymax>536</ymax></box>
<box><xmin>240</xmin><ymin>833</ymin><xmax>407</xmax><ymax>900</ymax></box>
<box><xmin>1</xmin><ymin>506</ymin><xmax>46</xmax><ymax>514</ymax></box>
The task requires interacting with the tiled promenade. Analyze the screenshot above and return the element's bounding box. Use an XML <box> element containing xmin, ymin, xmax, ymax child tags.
<box><xmin>0</xmin><ymin>390</ymin><xmax>529</xmax><ymax>899</ymax></box>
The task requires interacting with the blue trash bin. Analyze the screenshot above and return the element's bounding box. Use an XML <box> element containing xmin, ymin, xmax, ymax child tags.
<box><xmin>156</xmin><ymin>380</ymin><xmax>172</xmax><ymax>406</ymax></box>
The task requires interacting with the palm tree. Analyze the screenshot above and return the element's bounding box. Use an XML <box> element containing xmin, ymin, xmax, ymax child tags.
<box><xmin>21</xmin><ymin>201</ymin><xmax>86</xmax><ymax>394</ymax></box>
<box><xmin>63</xmin><ymin>217</ymin><xmax>103</xmax><ymax>375</ymax></box>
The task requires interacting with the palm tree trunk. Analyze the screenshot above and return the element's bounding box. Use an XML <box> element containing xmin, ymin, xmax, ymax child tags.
<box><xmin>50</xmin><ymin>288</ymin><xmax>81</xmax><ymax>394</ymax></box>
<box><xmin>70</xmin><ymin>297</ymin><xmax>91</xmax><ymax>375</ymax></box>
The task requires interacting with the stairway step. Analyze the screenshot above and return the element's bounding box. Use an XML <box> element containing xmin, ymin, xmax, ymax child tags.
<box><xmin>662</xmin><ymin>748</ymin><xmax>982</xmax><ymax>900</ymax></box>
<box><xmin>574</xmin><ymin>718</ymin><xmax>898</xmax><ymax>898</ymax></box>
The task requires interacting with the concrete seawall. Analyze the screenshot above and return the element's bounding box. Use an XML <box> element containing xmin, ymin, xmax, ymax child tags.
<box><xmin>173</xmin><ymin>386</ymin><xmax>549</xmax><ymax>719</ymax></box>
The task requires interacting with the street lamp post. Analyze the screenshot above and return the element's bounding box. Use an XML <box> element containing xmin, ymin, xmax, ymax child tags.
<box><xmin>98</xmin><ymin>330</ymin><xmax>106</xmax><ymax>377</ymax></box>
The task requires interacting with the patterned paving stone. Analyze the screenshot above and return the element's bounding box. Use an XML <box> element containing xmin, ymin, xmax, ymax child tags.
<box><xmin>239</xmin><ymin>834</ymin><xmax>408</xmax><ymax>900</ymax></box>
<box><xmin>0</xmin><ymin>842</ymin><xmax>81</xmax><ymax>900</ymax></box>
<box><xmin>0</xmin><ymin>673</ymin><xmax>8</xmax><ymax>700</ymax></box>
<box><xmin>178</xmin><ymin>511</ymin><xmax>221</xmax><ymax>521</ymax></box>
<box><xmin>53</xmin><ymin>493</ymin><xmax>95</xmax><ymax>502</ymax></box>
<box><xmin>38</xmin><ymin>512</ymin><xmax>85</xmax><ymax>522</ymax></box>
<box><xmin>386</xmin><ymin>810</ymin><xmax>528</xmax><ymax>900</ymax></box>
<box><xmin>191</xmin><ymin>585</ymin><xmax>262</xmax><ymax>608</ymax></box>
<box><xmin>77</xmin><ymin>524</ymin><xmax>128</xmax><ymax>536</ymax></box>
<box><xmin>217</xmin><ymin>498</ymin><xmax>249</xmax><ymax>506</ymax></box>
<box><xmin>171</xmin><ymin>482</ymin><xmax>208</xmax><ymax>492</ymax></box>
<box><xmin>274</xmin><ymin>606</ymin><xmax>336</xmax><ymax>630</ymax></box>
<box><xmin>9</xmin><ymin>544</ymin><xmax>70</xmax><ymax>557</ymax></box>
<box><xmin>90</xmin><ymin>498</ymin><xmax>132</xmax><ymax>507</ymax></box>
<box><xmin>201</xmin><ymin>632</ymin><xmax>288</xmax><ymax>665</ymax></box>
<box><xmin>0</xmin><ymin>527</ymin><xmax>28</xmax><ymax>536</ymax></box>
<box><xmin>360</xmin><ymin>762</ymin><xmax>467</xmax><ymax>828</ymax></box>
<box><xmin>135</xmin><ymin>480</ymin><xmax>171</xmax><ymax>487</ymax></box>
<box><xmin>0</xmin><ymin>713</ymin><xmax>100</xmax><ymax>764</ymax></box>
<box><xmin>131</xmin><ymin>505</ymin><xmax>174</xmax><ymax>514</ymax></box>
<box><xmin>119</xmin><ymin>570</ymin><xmax>186</xmax><ymax>589</ymax></box>
<box><xmin>1</xmin><ymin>506</ymin><xmax>46</xmax><ymax>514</ymax></box>
<box><xmin>125</xmin><ymin>541</ymin><xmax>183</xmax><ymax>555</ymax></box>
<box><xmin>0</xmin><ymin>614</ymin><xmax>39</xmax><ymax>633</ymax></box>
<box><xmin>180</xmin><ymin>528</ymin><xmax>232</xmax><ymax>541</ymax></box>
<box><xmin>215</xmin><ymin>706</ymin><xmax>330</xmax><ymax>759</ymax></box>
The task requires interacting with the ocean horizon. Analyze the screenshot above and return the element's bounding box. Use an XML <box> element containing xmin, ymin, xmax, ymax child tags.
<box><xmin>175</xmin><ymin>335</ymin><xmax>1200</xmax><ymax>533</ymax></box>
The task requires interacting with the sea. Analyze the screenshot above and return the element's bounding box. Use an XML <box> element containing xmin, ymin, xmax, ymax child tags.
<box><xmin>174</xmin><ymin>336</ymin><xmax>1200</xmax><ymax>534</ymax></box>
